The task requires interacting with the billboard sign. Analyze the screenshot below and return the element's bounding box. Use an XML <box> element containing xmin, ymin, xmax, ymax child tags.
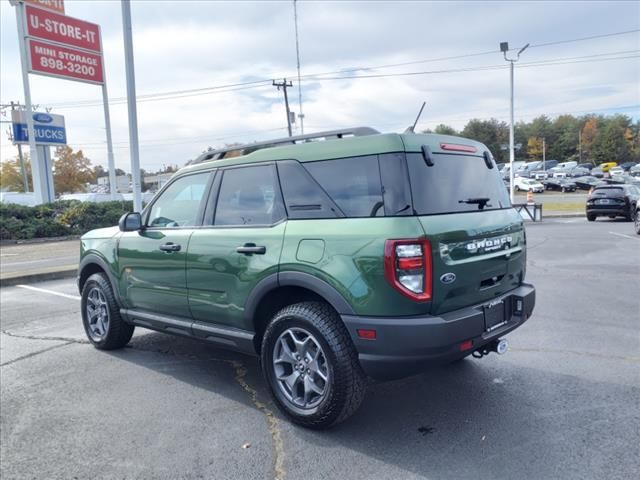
<box><xmin>28</xmin><ymin>38</ymin><xmax>104</xmax><ymax>84</ymax></box>
<box><xmin>11</xmin><ymin>110</ymin><xmax>67</xmax><ymax>145</ymax></box>
<box><xmin>23</xmin><ymin>0</ymin><xmax>65</xmax><ymax>14</ymax></box>
<box><xmin>24</xmin><ymin>4</ymin><xmax>101</xmax><ymax>53</ymax></box>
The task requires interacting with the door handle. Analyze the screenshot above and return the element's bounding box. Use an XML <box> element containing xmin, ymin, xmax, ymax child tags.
<box><xmin>159</xmin><ymin>242</ymin><xmax>181</xmax><ymax>252</ymax></box>
<box><xmin>236</xmin><ymin>243</ymin><xmax>266</xmax><ymax>255</ymax></box>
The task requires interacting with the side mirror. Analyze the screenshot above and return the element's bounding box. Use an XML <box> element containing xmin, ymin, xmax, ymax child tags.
<box><xmin>119</xmin><ymin>212</ymin><xmax>142</xmax><ymax>232</ymax></box>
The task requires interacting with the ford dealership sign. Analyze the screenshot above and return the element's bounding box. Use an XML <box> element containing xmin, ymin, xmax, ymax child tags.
<box><xmin>11</xmin><ymin>110</ymin><xmax>66</xmax><ymax>145</ymax></box>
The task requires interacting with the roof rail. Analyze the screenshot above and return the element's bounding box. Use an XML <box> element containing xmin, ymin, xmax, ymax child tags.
<box><xmin>188</xmin><ymin>126</ymin><xmax>380</xmax><ymax>165</ymax></box>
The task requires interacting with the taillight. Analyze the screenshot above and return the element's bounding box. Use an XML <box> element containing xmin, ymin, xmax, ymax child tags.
<box><xmin>384</xmin><ymin>238</ymin><xmax>432</xmax><ymax>301</ymax></box>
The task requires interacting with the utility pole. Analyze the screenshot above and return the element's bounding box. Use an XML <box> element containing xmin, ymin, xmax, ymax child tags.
<box><xmin>542</xmin><ymin>137</ymin><xmax>546</xmax><ymax>170</ymax></box>
<box><xmin>293</xmin><ymin>0</ymin><xmax>304</xmax><ymax>134</ymax></box>
<box><xmin>578</xmin><ymin>129</ymin><xmax>582</xmax><ymax>163</ymax></box>
<box><xmin>500</xmin><ymin>41</ymin><xmax>529</xmax><ymax>204</ymax></box>
<box><xmin>10</xmin><ymin>101</ymin><xmax>29</xmax><ymax>192</ymax></box>
<box><xmin>273</xmin><ymin>79</ymin><xmax>293</xmax><ymax>137</ymax></box>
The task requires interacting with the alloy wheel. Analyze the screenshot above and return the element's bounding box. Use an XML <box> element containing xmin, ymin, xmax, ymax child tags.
<box><xmin>272</xmin><ymin>327</ymin><xmax>329</xmax><ymax>409</ymax></box>
<box><xmin>86</xmin><ymin>287</ymin><xmax>110</xmax><ymax>341</ymax></box>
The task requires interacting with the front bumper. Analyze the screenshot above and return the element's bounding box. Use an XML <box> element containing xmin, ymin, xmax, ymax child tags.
<box><xmin>342</xmin><ymin>284</ymin><xmax>535</xmax><ymax>380</ymax></box>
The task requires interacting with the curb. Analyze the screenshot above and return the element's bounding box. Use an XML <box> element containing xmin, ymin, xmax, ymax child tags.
<box><xmin>0</xmin><ymin>236</ymin><xmax>81</xmax><ymax>247</ymax></box>
<box><xmin>543</xmin><ymin>213</ymin><xmax>585</xmax><ymax>218</ymax></box>
<box><xmin>0</xmin><ymin>267</ymin><xmax>77</xmax><ymax>287</ymax></box>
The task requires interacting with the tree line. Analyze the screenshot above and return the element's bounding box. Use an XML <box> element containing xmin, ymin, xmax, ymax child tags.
<box><xmin>2</xmin><ymin>113</ymin><xmax>638</xmax><ymax>193</ymax></box>
<box><xmin>424</xmin><ymin>113</ymin><xmax>640</xmax><ymax>165</ymax></box>
<box><xmin>0</xmin><ymin>146</ymin><xmax>179</xmax><ymax>194</ymax></box>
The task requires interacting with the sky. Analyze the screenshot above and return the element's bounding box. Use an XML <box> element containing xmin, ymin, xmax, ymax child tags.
<box><xmin>1</xmin><ymin>0</ymin><xmax>639</xmax><ymax>173</ymax></box>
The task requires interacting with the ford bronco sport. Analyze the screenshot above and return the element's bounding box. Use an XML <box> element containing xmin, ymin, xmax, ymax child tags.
<box><xmin>78</xmin><ymin>127</ymin><xmax>535</xmax><ymax>429</ymax></box>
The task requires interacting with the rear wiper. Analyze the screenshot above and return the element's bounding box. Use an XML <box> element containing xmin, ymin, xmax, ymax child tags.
<box><xmin>459</xmin><ymin>197</ymin><xmax>492</xmax><ymax>210</ymax></box>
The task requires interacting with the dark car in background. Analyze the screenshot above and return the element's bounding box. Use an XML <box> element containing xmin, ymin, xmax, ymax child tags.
<box><xmin>543</xmin><ymin>177</ymin><xmax>577</xmax><ymax>192</ymax></box>
<box><xmin>574</xmin><ymin>176</ymin><xmax>603</xmax><ymax>190</ymax></box>
<box><xmin>577</xmin><ymin>163</ymin><xmax>594</xmax><ymax>170</ymax></box>
<box><xmin>586</xmin><ymin>184</ymin><xmax>640</xmax><ymax>222</ymax></box>
<box><xmin>566</xmin><ymin>167</ymin><xmax>591</xmax><ymax>178</ymax></box>
<box><xmin>619</xmin><ymin>162</ymin><xmax>638</xmax><ymax>172</ymax></box>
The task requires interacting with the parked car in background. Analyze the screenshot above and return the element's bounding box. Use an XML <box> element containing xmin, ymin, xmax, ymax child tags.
<box><xmin>586</xmin><ymin>184</ymin><xmax>639</xmax><ymax>222</ymax></box>
<box><xmin>530</xmin><ymin>160</ymin><xmax>559</xmax><ymax>180</ymax></box>
<box><xmin>556</xmin><ymin>161</ymin><xmax>578</xmax><ymax>170</ymax></box>
<box><xmin>501</xmin><ymin>161</ymin><xmax>525</xmax><ymax>179</ymax></box>
<box><xmin>608</xmin><ymin>167</ymin><xmax>624</xmax><ymax>177</ymax></box>
<box><xmin>577</xmin><ymin>163</ymin><xmax>594</xmax><ymax>170</ymax></box>
<box><xmin>566</xmin><ymin>167</ymin><xmax>591</xmax><ymax>178</ymax></box>
<box><xmin>619</xmin><ymin>162</ymin><xmax>637</xmax><ymax>172</ymax></box>
<box><xmin>630</xmin><ymin>164</ymin><xmax>640</xmax><ymax>177</ymax></box>
<box><xmin>543</xmin><ymin>178</ymin><xmax>577</xmax><ymax>192</ymax></box>
<box><xmin>60</xmin><ymin>193</ymin><xmax>125</xmax><ymax>202</ymax></box>
<box><xmin>514</xmin><ymin>161</ymin><xmax>541</xmax><ymax>178</ymax></box>
<box><xmin>514</xmin><ymin>177</ymin><xmax>545</xmax><ymax>193</ymax></box>
<box><xmin>591</xmin><ymin>166</ymin><xmax>606</xmax><ymax>178</ymax></box>
<box><xmin>599</xmin><ymin>162</ymin><xmax>618</xmax><ymax>172</ymax></box>
<box><xmin>0</xmin><ymin>192</ymin><xmax>36</xmax><ymax>206</ymax></box>
<box><xmin>573</xmin><ymin>176</ymin><xmax>603</xmax><ymax>190</ymax></box>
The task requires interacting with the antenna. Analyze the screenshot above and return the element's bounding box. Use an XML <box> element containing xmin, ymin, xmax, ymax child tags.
<box><xmin>404</xmin><ymin>101</ymin><xmax>426</xmax><ymax>133</ymax></box>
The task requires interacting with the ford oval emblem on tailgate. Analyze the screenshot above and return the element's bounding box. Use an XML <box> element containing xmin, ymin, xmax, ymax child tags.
<box><xmin>440</xmin><ymin>272</ymin><xmax>456</xmax><ymax>284</ymax></box>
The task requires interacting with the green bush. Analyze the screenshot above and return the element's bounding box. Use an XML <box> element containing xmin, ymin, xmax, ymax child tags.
<box><xmin>0</xmin><ymin>200</ymin><xmax>134</xmax><ymax>240</ymax></box>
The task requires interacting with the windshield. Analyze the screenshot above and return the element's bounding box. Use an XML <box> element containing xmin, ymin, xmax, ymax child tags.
<box><xmin>407</xmin><ymin>153</ymin><xmax>510</xmax><ymax>214</ymax></box>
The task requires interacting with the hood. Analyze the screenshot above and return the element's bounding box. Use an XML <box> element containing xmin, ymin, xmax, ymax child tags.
<box><xmin>81</xmin><ymin>226</ymin><xmax>120</xmax><ymax>240</ymax></box>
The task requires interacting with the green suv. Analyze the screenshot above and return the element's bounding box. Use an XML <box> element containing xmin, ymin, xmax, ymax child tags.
<box><xmin>78</xmin><ymin>128</ymin><xmax>535</xmax><ymax>428</ymax></box>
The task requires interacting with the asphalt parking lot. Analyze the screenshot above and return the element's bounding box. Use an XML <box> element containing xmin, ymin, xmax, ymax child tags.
<box><xmin>1</xmin><ymin>218</ymin><xmax>638</xmax><ymax>480</ymax></box>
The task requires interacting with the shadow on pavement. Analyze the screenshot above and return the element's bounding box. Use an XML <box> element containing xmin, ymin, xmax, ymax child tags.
<box><xmin>108</xmin><ymin>331</ymin><xmax>638</xmax><ymax>480</ymax></box>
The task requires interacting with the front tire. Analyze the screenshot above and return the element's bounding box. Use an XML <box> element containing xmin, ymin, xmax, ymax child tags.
<box><xmin>587</xmin><ymin>213</ymin><xmax>596</xmax><ymax>222</ymax></box>
<box><xmin>635</xmin><ymin>210</ymin><xmax>640</xmax><ymax>234</ymax></box>
<box><xmin>261</xmin><ymin>302</ymin><xmax>366</xmax><ymax>429</ymax></box>
<box><xmin>81</xmin><ymin>273</ymin><xmax>134</xmax><ymax>350</ymax></box>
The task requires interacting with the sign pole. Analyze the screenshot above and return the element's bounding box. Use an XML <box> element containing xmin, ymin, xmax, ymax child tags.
<box><xmin>15</xmin><ymin>1</ymin><xmax>43</xmax><ymax>204</ymax></box>
<box><xmin>121</xmin><ymin>0</ymin><xmax>142</xmax><ymax>212</ymax></box>
<box><xmin>101</xmin><ymin>63</ymin><xmax>118</xmax><ymax>200</ymax></box>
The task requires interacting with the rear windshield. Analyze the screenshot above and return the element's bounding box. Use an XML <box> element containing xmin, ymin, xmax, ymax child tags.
<box><xmin>407</xmin><ymin>153</ymin><xmax>510</xmax><ymax>215</ymax></box>
<box><xmin>594</xmin><ymin>187</ymin><xmax>623</xmax><ymax>194</ymax></box>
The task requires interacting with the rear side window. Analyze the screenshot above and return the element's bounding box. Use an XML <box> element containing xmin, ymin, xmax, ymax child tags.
<box><xmin>214</xmin><ymin>165</ymin><xmax>285</xmax><ymax>226</ymax></box>
<box><xmin>147</xmin><ymin>172</ymin><xmax>211</xmax><ymax>227</ymax></box>
<box><xmin>304</xmin><ymin>155</ymin><xmax>383</xmax><ymax>217</ymax></box>
<box><xmin>407</xmin><ymin>153</ymin><xmax>510</xmax><ymax>215</ymax></box>
<box><xmin>277</xmin><ymin>161</ymin><xmax>342</xmax><ymax>219</ymax></box>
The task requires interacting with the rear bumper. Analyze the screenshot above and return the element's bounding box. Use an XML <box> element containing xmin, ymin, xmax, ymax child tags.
<box><xmin>586</xmin><ymin>205</ymin><xmax>629</xmax><ymax>216</ymax></box>
<box><xmin>342</xmin><ymin>284</ymin><xmax>535</xmax><ymax>380</ymax></box>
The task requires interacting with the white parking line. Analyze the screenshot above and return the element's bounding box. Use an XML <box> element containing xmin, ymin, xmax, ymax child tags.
<box><xmin>16</xmin><ymin>284</ymin><xmax>81</xmax><ymax>301</ymax></box>
<box><xmin>608</xmin><ymin>232</ymin><xmax>638</xmax><ymax>240</ymax></box>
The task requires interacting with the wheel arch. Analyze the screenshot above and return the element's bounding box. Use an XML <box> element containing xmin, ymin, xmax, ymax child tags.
<box><xmin>246</xmin><ymin>272</ymin><xmax>355</xmax><ymax>353</ymax></box>
<box><xmin>78</xmin><ymin>254</ymin><xmax>122</xmax><ymax>306</ymax></box>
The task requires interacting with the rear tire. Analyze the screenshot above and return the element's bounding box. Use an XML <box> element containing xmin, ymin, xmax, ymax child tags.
<box><xmin>635</xmin><ymin>210</ymin><xmax>640</xmax><ymax>234</ymax></box>
<box><xmin>587</xmin><ymin>214</ymin><xmax>596</xmax><ymax>222</ymax></box>
<box><xmin>81</xmin><ymin>273</ymin><xmax>134</xmax><ymax>350</ymax></box>
<box><xmin>261</xmin><ymin>301</ymin><xmax>366</xmax><ymax>429</ymax></box>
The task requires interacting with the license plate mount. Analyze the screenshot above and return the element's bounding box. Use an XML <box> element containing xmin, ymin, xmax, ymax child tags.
<box><xmin>484</xmin><ymin>300</ymin><xmax>507</xmax><ymax>332</ymax></box>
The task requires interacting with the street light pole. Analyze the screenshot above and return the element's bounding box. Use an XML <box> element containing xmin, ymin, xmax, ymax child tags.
<box><xmin>121</xmin><ymin>0</ymin><xmax>142</xmax><ymax>212</ymax></box>
<box><xmin>500</xmin><ymin>41</ymin><xmax>529</xmax><ymax>204</ymax></box>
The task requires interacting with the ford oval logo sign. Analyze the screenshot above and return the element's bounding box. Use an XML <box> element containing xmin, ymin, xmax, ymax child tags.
<box><xmin>440</xmin><ymin>272</ymin><xmax>457</xmax><ymax>284</ymax></box>
<box><xmin>33</xmin><ymin>113</ymin><xmax>53</xmax><ymax>124</ymax></box>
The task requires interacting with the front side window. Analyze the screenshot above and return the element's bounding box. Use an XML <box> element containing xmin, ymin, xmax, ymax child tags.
<box><xmin>147</xmin><ymin>172</ymin><xmax>211</xmax><ymax>227</ymax></box>
<box><xmin>214</xmin><ymin>165</ymin><xmax>285</xmax><ymax>226</ymax></box>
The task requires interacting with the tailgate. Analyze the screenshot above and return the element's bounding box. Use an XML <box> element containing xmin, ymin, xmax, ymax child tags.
<box><xmin>417</xmin><ymin>209</ymin><xmax>526</xmax><ymax>315</ymax></box>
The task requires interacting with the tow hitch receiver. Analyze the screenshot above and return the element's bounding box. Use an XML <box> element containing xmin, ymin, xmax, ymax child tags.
<box><xmin>472</xmin><ymin>338</ymin><xmax>509</xmax><ymax>358</ymax></box>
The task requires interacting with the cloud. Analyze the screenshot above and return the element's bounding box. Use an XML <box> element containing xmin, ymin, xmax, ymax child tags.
<box><xmin>1</xmin><ymin>0</ymin><xmax>639</xmax><ymax>172</ymax></box>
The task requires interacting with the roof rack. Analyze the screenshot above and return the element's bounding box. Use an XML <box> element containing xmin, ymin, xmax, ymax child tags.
<box><xmin>188</xmin><ymin>126</ymin><xmax>380</xmax><ymax>165</ymax></box>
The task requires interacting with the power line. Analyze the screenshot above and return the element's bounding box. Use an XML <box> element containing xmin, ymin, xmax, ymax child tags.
<box><xmin>302</xmin><ymin>51</ymin><xmax>640</xmax><ymax>81</ymax></box>
<box><xmin>43</xmin><ymin>28</ymin><xmax>640</xmax><ymax>109</ymax></box>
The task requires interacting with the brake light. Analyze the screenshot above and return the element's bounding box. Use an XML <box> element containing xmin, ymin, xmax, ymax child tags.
<box><xmin>440</xmin><ymin>143</ymin><xmax>477</xmax><ymax>153</ymax></box>
<box><xmin>384</xmin><ymin>238</ymin><xmax>432</xmax><ymax>301</ymax></box>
